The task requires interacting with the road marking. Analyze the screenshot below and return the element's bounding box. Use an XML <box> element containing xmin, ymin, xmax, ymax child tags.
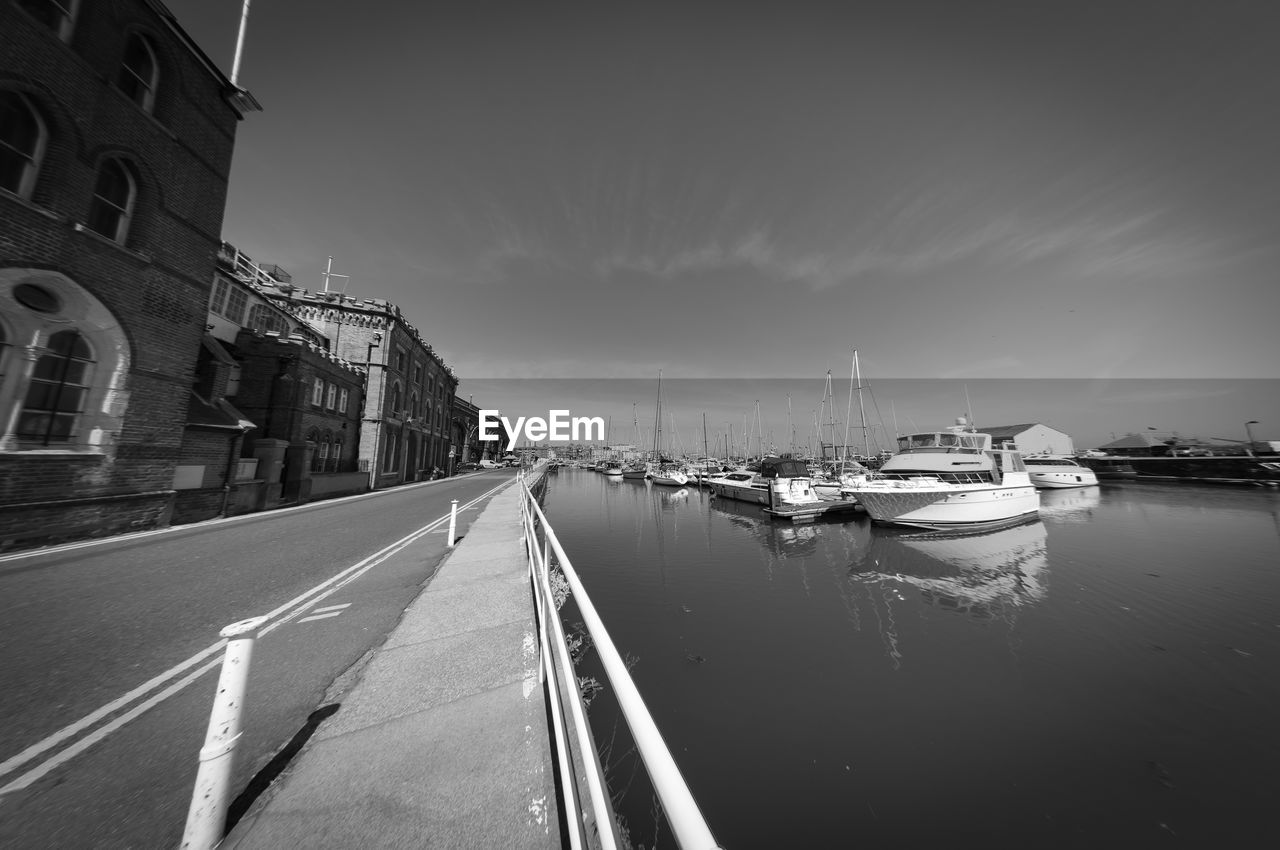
<box><xmin>298</xmin><ymin>611</ymin><xmax>344</xmax><ymax>623</ymax></box>
<box><xmin>312</xmin><ymin>603</ymin><xmax>352</xmax><ymax>614</ymax></box>
<box><xmin>0</xmin><ymin>479</ymin><xmax>513</xmax><ymax>796</ymax></box>
<box><xmin>0</xmin><ymin>474</ymin><xmax>510</xmax><ymax>566</ymax></box>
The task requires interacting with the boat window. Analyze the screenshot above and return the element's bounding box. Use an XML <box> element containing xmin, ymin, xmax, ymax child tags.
<box><xmin>960</xmin><ymin>434</ymin><xmax>986</xmax><ymax>449</ymax></box>
<box><xmin>938</xmin><ymin>433</ymin><xmax>959</xmax><ymax>447</ymax></box>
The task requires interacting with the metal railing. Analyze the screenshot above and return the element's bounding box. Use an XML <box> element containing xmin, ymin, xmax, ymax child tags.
<box><xmin>517</xmin><ymin>470</ymin><xmax>722</xmax><ymax>850</ymax></box>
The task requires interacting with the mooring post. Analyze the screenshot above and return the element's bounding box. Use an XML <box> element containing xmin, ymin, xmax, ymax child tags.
<box><xmin>447</xmin><ymin>498</ymin><xmax>458</xmax><ymax>547</ymax></box>
<box><xmin>180</xmin><ymin>615</ymin><xmax>268</xmax><ymax>850</ymax></box>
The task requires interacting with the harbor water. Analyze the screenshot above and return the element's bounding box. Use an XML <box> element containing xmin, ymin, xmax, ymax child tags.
<box><xmin>541</xmin><ymin>469</ymin><xmax>1280</xmax><ymax>848</ymax></box>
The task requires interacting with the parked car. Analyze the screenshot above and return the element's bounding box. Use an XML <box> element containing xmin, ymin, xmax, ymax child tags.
<box><xmin>478</xmin><ymin>459</ymin><xmax>502</xmax><ymax>469</ymax></box>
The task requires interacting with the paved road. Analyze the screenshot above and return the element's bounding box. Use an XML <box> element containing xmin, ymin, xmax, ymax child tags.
<box><xmin>0</xmin><ymin>470</ymin><xmax>518</xmax><ymax>849</ymax></box>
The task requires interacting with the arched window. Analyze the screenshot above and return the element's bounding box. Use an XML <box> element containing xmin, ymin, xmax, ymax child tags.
<box><xmin>16</xmin><ymin>329</ymin><xmax>94</xmax><ymax>446</ymax></box>
<box><xmin>316</xmin><ymin>434</ymin><xmax>330</xmax><ymax>473</ymax></box>
<box><xmin>1</xmin><ymin>91</ymin><xmax>47</xmax><ymax>200</ymax></box>
<box><xmin>118</xmin><ymin>33</ymin><xmax>159</xmax><ymax>113</ymax></box>
<box><xmin>410</xmin><ymin>391</ymin><xmax>419</xmax><ymax>421</ymax></box>
<box><xmin>16</xmin><ymin>0</ymin><xmax>79</xmax><ymax>41</ymax></box>
<box><xmin>2</xmin><ymin>273</ymin><xmax>130</xmax><ymax>453</ymax></box>
<box><xmin>307</xmin><ymin>428</ymin><xmax>322</xmax><ymax>471</ymax></box>
<box><xmin>86</xmin><ymin>158</ymin><xmax>136</xmax><ymax>243</ymax></box>
<box><xmin>246</xmin><ymin>303</ymin><xmax>287</xmax><ymax>335</ymax></box>
<box><xmin>331</xmin><ymin>435</ymin><xmax>344</xmax><ymax>472</ymax></box>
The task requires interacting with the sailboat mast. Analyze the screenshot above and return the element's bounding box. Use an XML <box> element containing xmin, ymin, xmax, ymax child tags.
<box><xmin>843</xmin><ymin>349</ymin><xmax>855</xmax><ymax>468</ymax></box>
<box><xmin>855</xmin><ymin>349</ymin><xmax>870</xmax><ymax>457</ymax></box>
<box><xmin>652</xmin><ymin>371</ymin><xmax>663</xmax><ymax>461</ymax></box>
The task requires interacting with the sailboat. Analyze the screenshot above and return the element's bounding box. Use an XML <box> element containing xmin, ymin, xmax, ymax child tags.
<box><xmin>622</xmin><ymin>403</ymin><xmax>649</xmax><ymax>479</ymax></box>
<box><xmin>648</xmin><ymin>371</ymin><xmax>688</xmax><ymax>486</ymax></box>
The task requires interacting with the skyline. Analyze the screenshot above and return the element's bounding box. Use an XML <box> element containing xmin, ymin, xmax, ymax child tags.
<box><xmin>163</xmin><ymin>1</ymin><xmax>1278</xmax><ymax>440</ymax></box>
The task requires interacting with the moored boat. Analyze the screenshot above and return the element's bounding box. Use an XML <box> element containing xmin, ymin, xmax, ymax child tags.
<box><xmin>845</xmin><ymin>418</ymin><xmax>1040</xmax><ymax>529</ymax></box>
<box><xmin>649</xmin><ymin>466</ymin><xmax>689</xmax><ymax>486</ymax></box>
<box><xmin>1023</xmin><ymin>455</ymin><xmax>1099</xmax><ymax>489</ymax></box>
<box><xmin>709</xmin><ymin>457</ymin><xmax>825</xmax><ymax>510</ymax></box>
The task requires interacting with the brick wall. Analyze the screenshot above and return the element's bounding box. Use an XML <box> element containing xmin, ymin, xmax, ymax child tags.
<box><xmin>0</xmin><ymin>1</ymin><xmax>243</xmax><ymax>550</ymax></box>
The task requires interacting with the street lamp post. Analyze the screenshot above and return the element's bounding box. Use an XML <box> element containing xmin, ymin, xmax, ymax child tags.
<box><xmin>1245</xmin><ymin>420</ymin><xmax>1259</xmax><ymax>457</ymax></box>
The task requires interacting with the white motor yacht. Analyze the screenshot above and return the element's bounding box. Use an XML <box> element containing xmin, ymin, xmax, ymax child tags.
<box><xmin>845</xmin><ymin>418</ymin><xmax>1040</xmax><ymax>529</ymax></box>
<box><xmin>1022</xmin><ymin>455</ymin><xmax>1099</xmax><ymax>489</ymax></box>
<box><xmin>708</xmin><ymin>457</ymin><xmax>824</xmax><ymax>510</ymax></box>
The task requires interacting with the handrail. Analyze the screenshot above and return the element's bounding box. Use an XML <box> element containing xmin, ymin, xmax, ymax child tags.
<box><xmin>518</xmin><ymin>470</ymin><xmax>722</xmax><ymax>850</ymax></box>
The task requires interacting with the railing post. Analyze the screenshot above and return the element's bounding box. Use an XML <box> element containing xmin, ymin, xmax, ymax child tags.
<box><xmin>180</xmin><ymin>615</ymin><xmax>268</xmax><ymax>850</ymax></box>
<box><xmin>447</xmin><ymin>499</ymin><xmax>458</xmax><ymax>548</ymax></box>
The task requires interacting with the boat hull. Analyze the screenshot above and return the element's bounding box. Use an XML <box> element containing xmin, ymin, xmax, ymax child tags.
<box><xmin>709</xmin><ymin>480</ymin><xmax>770</xmax><ymax>504</ymax></box>
<box><xmin>1028</xmin><ymin>469</ymin><xmax>1099</xmax><ymax>489</ymax></box>
<box><xmin>848</xmin><ymin>481</ymin><xmax>1040</xmax><ymax>529</ymax></box>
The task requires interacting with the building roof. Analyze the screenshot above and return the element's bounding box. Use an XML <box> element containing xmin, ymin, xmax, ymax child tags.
<box><xmin>186</xmin><ymin>392</ymin><xmax>255</xmax><ymax>431</ymax></box>
<box><xmin>974</xmin><ymin>424</ymin><xmax>1042</xmax><ymax>440</ymax></box>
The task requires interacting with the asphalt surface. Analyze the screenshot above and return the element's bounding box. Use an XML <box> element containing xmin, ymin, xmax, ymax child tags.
<box><xmin>0</xmin><ymin>470</ymin><xmax>517</xmax><ymax>849</ymax></box>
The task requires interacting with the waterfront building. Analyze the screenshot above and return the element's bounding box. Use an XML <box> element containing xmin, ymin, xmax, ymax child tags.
<box><xmin>450</xmin><ymin>394</ymin><xmax>484</xmax><ymax>469</ymax></box>
<box><xmin>219</xmin><ymin>243</ymin><xmax>458</xmax><ymax>489</ymax></box>
<box><xmin>974</xmin><ymin>423</ymin><xmax>1075</xmax><ymax>455</ymax></box>
<box><xmin>0</xmin><ymin>1</ymin><xmax>257</xmax><ymax>550</ymax></box>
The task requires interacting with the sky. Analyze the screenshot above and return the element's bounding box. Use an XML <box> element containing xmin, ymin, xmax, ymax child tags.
<box><xmin>165</xmin><ymin>0</ymin><xmax>1279</xmax><ymax>446</ymax></box>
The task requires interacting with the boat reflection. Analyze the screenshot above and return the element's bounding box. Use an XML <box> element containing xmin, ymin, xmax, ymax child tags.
<box><xmin>850</xmin><ymin>519</ymin><xmax>1049</xmax><ymax>617</ymax></box>
<box><xmin>1037</xmin><ymin>486</ymin><xmax>1101</xmax><ymax>523</ymax></box>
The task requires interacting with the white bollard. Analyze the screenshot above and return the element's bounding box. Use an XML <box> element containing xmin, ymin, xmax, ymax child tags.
<box><xmin>180</xmin><ymin>616</ymin><xmax>268</xmax><ymax>850</ymax></box>
<box><xmin>447</xmin><ymin>498</ymin><xmax>458</xmax><ymax>547</ymax></box>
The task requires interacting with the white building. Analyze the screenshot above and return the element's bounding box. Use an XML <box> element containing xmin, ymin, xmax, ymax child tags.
<box><xmin>974</xmin><ymin>423</ymin><xmax>1075</xmax><ymax>456</ymax></box>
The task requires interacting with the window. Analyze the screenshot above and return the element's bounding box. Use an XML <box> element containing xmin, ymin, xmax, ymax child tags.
<box><xmin>332</xmin><ymin>436</ymin><xmax>344</xmax><ymax>472</ymax></box>
<box><xmin>247</xmin><ymin>303</ymin><xmax>287</xmax><ymax>335</ymax></box>
<box><xmin>337</xmin><ymin>388</ymin><xmax>348</xmax><ymax>414</ymax></box>
<box><xmin>316</xmin><ymin>436</ymin><xmax>330</xmax><ymax>472</ymax></box>
<box><xmin>412</xmin><ymin>364</ymin><xmax>421</xmax><ymax>386</ymax></box>
<box><xmin>86</xmin><ymin>158</ymin><xmax>136</xmax><ymax>243</ymax></box>
<box><xmin>15</xmin><ymin>329</ymin><xmax>93</xmax><ymax>446</ymax></box>
<box><xmin>16</xmin><ymin>0</ymin><xmax>78</xmax><ymax>41</ymax></box>
<box><xmin>224</xmin><ymin>287</ymin><xmax>247</xmax><ymax>324</ymax></box>
<box><xmin>325</xmin><ymin>383</ymin><xmax>337</xmax><ymax>410</ymax></box>
<box><xmin>209</xmin><ymin>278</ymin><xmax>229</xmax><ymax>314</ymax></box>
<box><xmin>395</xmin><ymin>347</ymin><xmax>406</xmax><ymax>373</ymax></box>
<box><xmin>311</xmin><ymin>377</ymin><xmax>324</xmax><ymax>406</ymax></box>
<box><xmin>1</xmin><ymin>91</ymin><xmax>47</xmax><ymax>200</ymax></box>
<box><xmin>390</xmin><ymin>382</ymin><xmax>402</xmax><ymax>418</ymax></box>
<box><xmin>2</xmin><ymin>272</ymin><xmax>131</xmax><ymax>453</ymax></box>
<box><xmin>118</xmin><ymin>33</ymin><xmax>159</xmax><ymax>113</ymax></box>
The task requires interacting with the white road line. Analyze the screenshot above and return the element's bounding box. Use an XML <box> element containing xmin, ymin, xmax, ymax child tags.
<box><xmin>0</xmin><ymin>475</ymin><xmax>505</xmax><ymax>566</ymax></box>
<box><xmin>312</xmin><ymin>603</ymin><xmax>352</xmax><ymax>614</ymax></box>
<box><xmin>0</xmin><ymin>656</ymin><xmax>224</xmax><ymax>796</ymax></box>
<box><xmin>0</xmin><ymin>639</ymin><xmax>227</xmax><ymax>782</ymax></box>
<box><xmin>0</xmin><ymin>479</ymin><xmax>512</xmax><ymax>792</ymax></box>
<box><xmin>297</xmin><ymin>611</ymin><xmax>344</xmax><ymax>623</ymax></box>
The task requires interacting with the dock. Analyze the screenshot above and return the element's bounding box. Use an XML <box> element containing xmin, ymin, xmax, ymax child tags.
<box><xmin>764</xmin><ymin>499</ymin><xmax>862</xmax><ymax>522</ymax></box>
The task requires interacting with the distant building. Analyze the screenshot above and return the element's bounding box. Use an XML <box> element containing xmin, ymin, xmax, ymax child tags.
<box><xmin>0</xmin><ymin>1</ymin><xmax>256</xmax><ymax>549</ymax></box>
<box><xmin>974</xmin><ymin>423</ymin><xmax>1075</xmax><ymax>456</ymax></box>
<box><xmin>450</xmin><ymin>395</ymin><xmax>483</xmax><ymax>468</ymax></box>
<box><xmin>229</xmin><ymin>328</ymin><xmax>367</xmax><ymax>507</ymax></box>
<box><xmin>219</xmin><ymin>243</ymin><xmax>458</xmax><ymax>489</ymax></box>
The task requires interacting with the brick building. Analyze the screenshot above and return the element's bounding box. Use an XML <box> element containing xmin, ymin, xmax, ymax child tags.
<box><xmin>231</xmin><ymin>328</ymin><xmax>367</xmax><ymax>504</ymax></box>
<box><xmin>216</xmin><ymin>244</ymin><xmax>459</xmax><ymax>489</ymax></box>
<box><xmin>451</xmin><ymin>394</ymin><xmax>483</xmax><ymax>470</ymax></box>
<box><xmin>0</xmin><ymin>1</ymin><xmax>256</xmax><ymax>550</ymax></box>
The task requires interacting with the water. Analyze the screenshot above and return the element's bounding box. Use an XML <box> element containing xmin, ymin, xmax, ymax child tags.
<box><xmin>541</xmin><ymin>470</ymin><xmax>1280</xmax><ymax>848</ymax></box>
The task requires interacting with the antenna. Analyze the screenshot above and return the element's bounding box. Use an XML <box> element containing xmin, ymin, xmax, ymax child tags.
<box><xmin>322</xmin><ymin>256</ymin><xmax>351</xmax><ymax>295</ymax></box>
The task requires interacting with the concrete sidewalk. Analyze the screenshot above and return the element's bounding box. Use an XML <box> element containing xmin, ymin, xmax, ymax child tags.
<box><xmin>224</xmin><ymin>478</ymin><xmax>561</xmax><ymax>849</ymax></box>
